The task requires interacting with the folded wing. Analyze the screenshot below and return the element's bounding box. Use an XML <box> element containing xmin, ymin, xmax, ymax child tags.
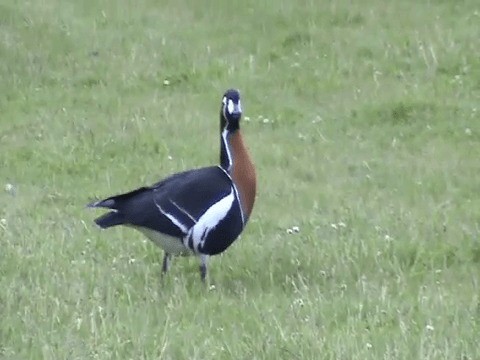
<box><xmin>88</xmin><ymin>166</ymin><xmax>235</xmax><ymax>239</ymax></box>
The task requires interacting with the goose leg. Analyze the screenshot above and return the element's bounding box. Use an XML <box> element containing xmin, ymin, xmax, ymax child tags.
<box><xmin>199</xmin><ymin>254</ymin><xmax>209</xmax><ymax>282</ymax></box>
<box><xmin>161</xmin><ymin>253</ymin><xmax>171</xmax><ymax>275</ymax></box>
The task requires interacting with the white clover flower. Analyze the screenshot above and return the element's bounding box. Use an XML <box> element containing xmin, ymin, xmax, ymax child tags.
<box><xmin>5</xmin><ymin>183</ymin><xmax>15</xmax><ymax>194</ymax></box>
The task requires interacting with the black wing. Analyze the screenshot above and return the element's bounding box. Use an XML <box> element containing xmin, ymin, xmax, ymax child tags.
<box><xmin>88</xmin><ymin>166</ymin><xmax>233</xmax><ymax>238</ymax></box>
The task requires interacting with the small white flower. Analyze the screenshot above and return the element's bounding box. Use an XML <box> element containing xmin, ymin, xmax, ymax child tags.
<box><xmin>330</xmin><ymin>223</ymin><xmax>338</xmax><ymax>230</ymax></box>
<box><xmin>167</xmin><ymin>155</ymin><xmax>173</xmax><ymax>160</ymax></box>
<box><xmin>426</xmin><ymin>324</ymin><xmax>434</xmax><ymax>331</ymax></box>
<box><xmin>262</xmin><ymin>118</ymin><xmax>270</xmax><ymax>124</ymax></box>
<box><xmin>128</xmin><ymin>257</ymin><xmax>136</xmax><ymax>264</ymax></box>
<box><xmin>366</xmin><ymin>343</ymin><xmax>373</xmax><ymax>349</ymax></box>
<box><xmin>163</xmin><ymin>79</ymin><xmax>170</xmax><ymax>86</ymax></box>
<box><xmin>0</xmin><ymin>218</ymin><xmax>6</xmax><ymax>229</ymax></box>
<box><xmin>465</xmin><ymin>128</ymin><xmax>472</xmax><ymax>136</ymax></box>
<box><xmin>5</xmin><ymin>183</ymin><xmax>14</xmax><ymax>194</ymax></box>
<box><xmin>244</xmin><ymin>116</ymin><xmax>251</xmax><ymax>122</ymax></box>
<box><xmin>337</xmin><ymin>221</ymin><xmax>346</xmax><ymax>228</ymax></box>
<box><xmin>286</xmin><ymin>228</ymin><xmax>294</xmax><ymax>234</ymax></box>
<box><xmin>209</xmin><ymin>284</ymin><xmax>216</xmax><ymax>291</ymax></box>
<box><xmin>292</xmin><ymin>226</ymin><xmax>300</xmax><ymax>233</ymax></box>
<box><xmin>80</xmin><ymin>220</ymin><xmax>88</xmax><ymax>230</ymax></box>
<box><xmin>292</xmin><ymin>298</ymin><xmax>305</xmax><ymax>307</ymax></box>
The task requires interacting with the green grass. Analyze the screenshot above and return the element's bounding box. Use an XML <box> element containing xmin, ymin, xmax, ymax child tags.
<box><xmin>1</xmin><ymin>0</ymin><xmax>480</xmax><ymax>358</ymax></box>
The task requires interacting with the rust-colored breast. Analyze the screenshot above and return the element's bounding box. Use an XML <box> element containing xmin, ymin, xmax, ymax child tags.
<box><xmin>230</xmin><ymin>131</ymin><xmax>256</xmax><ymax>220</ymax></box>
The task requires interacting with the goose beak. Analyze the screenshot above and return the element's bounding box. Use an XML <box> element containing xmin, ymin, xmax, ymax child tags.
<box><xmin>231</xmin><ymin>103</ymin><xmax>242</xmax><ymax>118</ymax></box>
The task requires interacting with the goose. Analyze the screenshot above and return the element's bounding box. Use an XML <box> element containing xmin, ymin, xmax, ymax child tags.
<box><xmin>87</xmin><ymin>89</ymin><xmax>256</xmax><ymax>282</ymax></box>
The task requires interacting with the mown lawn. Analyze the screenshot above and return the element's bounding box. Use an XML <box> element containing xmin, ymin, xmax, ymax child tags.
<box><xmin>1</xmin><ymin>0</ymin><xmax>479</xmax><ymax>358</ymax></box>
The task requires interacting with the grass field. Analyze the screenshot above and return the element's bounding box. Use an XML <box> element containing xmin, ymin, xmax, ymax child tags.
<box><xmin>1</xmin><ymin>0</ymin><xmax>480</xmax><ymax>358</ymax></box>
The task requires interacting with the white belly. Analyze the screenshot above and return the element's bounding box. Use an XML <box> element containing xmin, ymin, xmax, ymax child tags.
<box><xmin>133</xmin><ymin>226</ymin><xmax>193</xmax><ymax>256</ymax></box>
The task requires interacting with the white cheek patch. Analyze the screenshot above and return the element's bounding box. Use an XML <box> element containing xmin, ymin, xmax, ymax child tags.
<box><xmin>227</xmin><ymin>99</ymin><xmax>234</xmax><ymax>114</ymax></box>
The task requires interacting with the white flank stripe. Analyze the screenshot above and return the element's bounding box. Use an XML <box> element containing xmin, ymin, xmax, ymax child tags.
<box><xmin>154</xmin><ymin>201</ymin><xmax>189</xmax><ymax>234</ymax></box>
<box><xmin>221</xmin><ymin>128</ymin><xmax>232</xmax><ymax>172</ymax></box>
<box><xmin>189</xmin><ymin>187</ymin><xmax>235</xmax><ymax>251</ymax></box>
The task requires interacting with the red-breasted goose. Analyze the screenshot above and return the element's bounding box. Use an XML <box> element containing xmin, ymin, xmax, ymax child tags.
<box><xmin>87</xmin><ymin>89</ymin><xmax>256</xmax><ymax>282</ymax></box>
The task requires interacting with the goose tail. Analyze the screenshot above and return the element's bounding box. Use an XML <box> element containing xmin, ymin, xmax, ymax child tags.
<box><xmin>93</xmin><ymin>211</ymin><xmax>126</xmax><ymax>229</ymax></box>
